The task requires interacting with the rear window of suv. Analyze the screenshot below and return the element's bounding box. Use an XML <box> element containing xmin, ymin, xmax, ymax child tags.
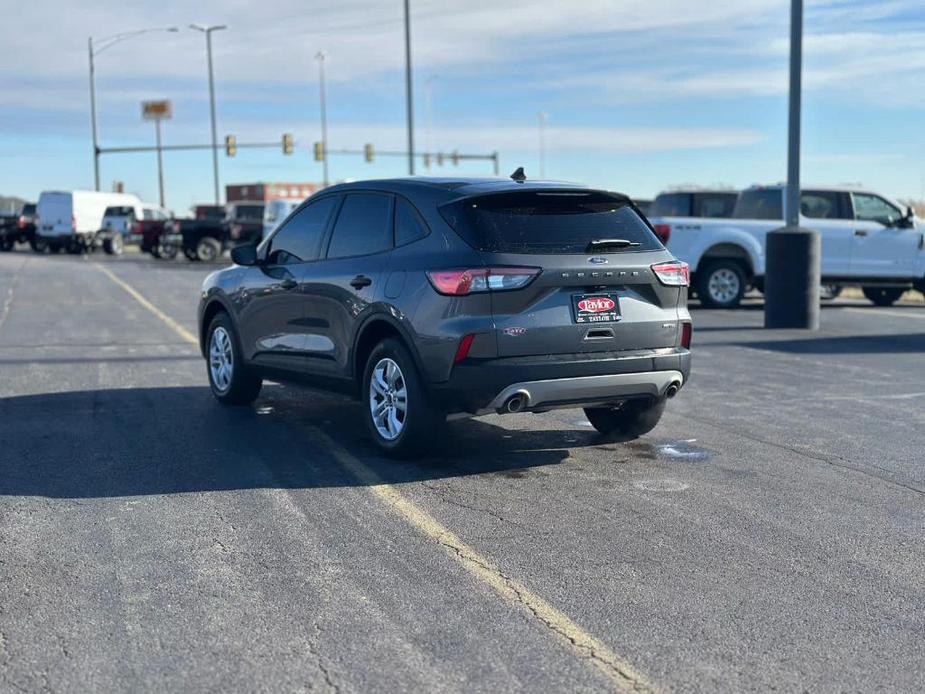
<box><xmin>439</xmin><ymin>191</ymin><xmax>662</xmax><ymax>254</ymax></box>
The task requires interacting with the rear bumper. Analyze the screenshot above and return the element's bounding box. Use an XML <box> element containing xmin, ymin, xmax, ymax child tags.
<box><xmin>431</xmin><ymin>347</ymin><xmax>691</xmax><ymax>413</ymax></box>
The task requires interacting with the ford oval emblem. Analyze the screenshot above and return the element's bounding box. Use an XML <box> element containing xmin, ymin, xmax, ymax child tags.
<box><xmin>588</xmin><ymin>257</ymin><xmax>609</xmax><ymax>265</ymax></box>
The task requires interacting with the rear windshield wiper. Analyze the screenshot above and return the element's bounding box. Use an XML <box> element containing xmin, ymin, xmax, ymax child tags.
<box><xmin>587</xmin><ymin>238</ymin><xmax>641</xmax><ymax>251</ymax></box>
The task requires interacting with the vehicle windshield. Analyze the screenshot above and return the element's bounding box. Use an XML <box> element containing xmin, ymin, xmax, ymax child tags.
<box><xmin>439</xmin><ymin>190</ymin><xmax>662</xmax><ymax>254</ymax></box>
<box><xmin>103</xmin><ymin>206</ymin><xmax>135</xmax><ymax>217</ymax></box>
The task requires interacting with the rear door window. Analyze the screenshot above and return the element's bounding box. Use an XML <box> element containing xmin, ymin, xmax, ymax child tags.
<box><xmin>326</xmin><ymin>193</ymin><xmax>394</xmax><ymax>259</ymax></box>
<box><xmin>649</xmin><ymin>193</ymin><xmax>691</xmax><ymax>217</ymax></box>
<box><xmin>694</xmin><ymin>193</ymin><xmax>736</xmax><ymax>218</ymax></box>
<box><xmin>440</xmin><ymin>190</ymin><xmax>661</xmax><ymax>254</ymax></box>
<box><xmin>800</xmin><ymin>191</ymin><xmax>843</xmax><ymax>219</ymax></box>
<box><xmin>733</xmin><ymin>190</ymin><xmax>782</xmax><ymax>220</ymax></box>
<box><xmin>266</xmin><ymin>196</ymin><xmax>339</xmax><ymax>265</ymax></box>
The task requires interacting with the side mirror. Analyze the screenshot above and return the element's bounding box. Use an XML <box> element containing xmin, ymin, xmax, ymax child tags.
<box><xmin>231</xmin><ymin>243</ymin><xmax>258</xmax><ymax>266</ymax></box>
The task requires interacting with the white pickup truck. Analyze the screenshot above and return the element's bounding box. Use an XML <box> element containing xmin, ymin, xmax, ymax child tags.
<box><xmin>649</xmin><ymin>185</ymin><xmax>923</xmax><ymax>308</ymax></box>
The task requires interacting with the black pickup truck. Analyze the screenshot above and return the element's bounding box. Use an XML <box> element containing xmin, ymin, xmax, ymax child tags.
<box><xmin>162</xmin><ymin>202</ymin><xmax>264</xmax><ymax>262</ymax></box>
<box><xmin>0</xmin><ymin>203</ymin><xmax>37</xmax><ymax>251</ymax></box>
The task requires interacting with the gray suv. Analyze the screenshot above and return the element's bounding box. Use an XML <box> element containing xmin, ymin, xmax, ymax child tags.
<box><xmin>198</xmin><ymin>176</ymin><xmax>692</xmax><ymax>456</ymax></box>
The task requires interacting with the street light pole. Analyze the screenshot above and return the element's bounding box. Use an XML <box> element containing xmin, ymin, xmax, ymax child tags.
<box><xmin>191</xmin><ymin>24</ymin><xmax>227</xmax><ymax>205</ymax></box>
<box><xmin>538</xmin><ymin>111</ymin><xmax>547</xmax><ymax>178</ymax></box>
<box><xmin>87</xmin><ymin>27</ymin><xmax>178</xmax><ymax>193</ymax></box>
<box><xmin>403</xmin><ymin>0</ymin><xmax>415</xmax><ymax>175</ymax></box>
<box><xmin>424</xmin><ymin>75</ymin><xmax>437</xmax><ymax>171</ymax></box>
<box><xmin>315</xmin><ymin>51</ymin><xmax>330</xmax><ymax>187</ymax></box>
<box><xmin>764</xmin><ymin>0</ymin><xmax>820</xmax><ymax>330</ymax></box>
<box><xmin>88</xmin><ymin>38</ymin><xmax>100</xmax><ymax>191</ymax></box>
<box><xmin>154</xmin><ymin>119</ymin><xmax>165</xmax><ymax>207</ymax></box>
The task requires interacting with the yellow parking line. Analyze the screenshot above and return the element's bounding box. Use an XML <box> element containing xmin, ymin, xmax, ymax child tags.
<box><xmin>309</xmin><ymin>427</ymin><xmax>655</xmax><ymax>693</ymax></box>
<box><xmin>101</xmin><ymin>264</ymin><xmax>655</xmax><ymax>692</ymax></box>
<box><xmin>95</xmin><ymin>263</ymin><xmax>199</xmax><ymax>345</ymax></box>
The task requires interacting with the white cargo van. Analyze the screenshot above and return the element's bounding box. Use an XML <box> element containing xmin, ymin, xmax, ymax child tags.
<box><xmin>35</xmin><ymin>190</ymin><xmax>142</xmax><ymax>253</ymax></box>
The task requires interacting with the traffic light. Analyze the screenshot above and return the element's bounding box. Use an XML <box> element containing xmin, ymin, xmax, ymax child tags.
<box><xmin>313</xmin><ymin>142</ymin><xmax>324</xmax><ymax>161</ymax></box>
<box><xmin>225</xmin><ymin>135</ymin><xmax>236</xmax><ymax>157</ymax></box>
<box><xmin>364</xmin><ymin>143</ymin><xmax>374</xmax><ymax>163</ymax></box>
<box><xmin>282</xmin><ymin>133</ymin><xmax>294</xmax><ymax>155</ymax></box>
<box><xmin>451</xmin><ymin>150</ymin><xmax>460</xmax><ymax>166</ymax></box>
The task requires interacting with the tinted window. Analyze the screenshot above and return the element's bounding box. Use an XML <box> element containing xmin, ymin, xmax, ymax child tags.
<box><xmin>267</xmin><ymin>197</ymin><xmax>338</xmax><ymax>265</ymax></box>
<box><xmin>733</xmin><ymin>190</ymin><xmax>782</xmax><ymax>220</ymax></box>
<box><xmin>800</xmin><ymin>191</ymin><xmax>841</xmax><ymax>219</ymax></box>
<box><xmin>649</xmin><ymin>193</ymin><xmax>691</xmax><ymax>217</ymax></box>
<box><xmin>104</xmin><ymin>206</ymin><xmax>135</xmax><ymax>217</ymax></box>
<box><xmin>694</xmin><ymin>193</ymin><xmax>737</xmax><ymax>218</ymax></box>
<box><xmin>231</xmin><ymin>204</ymin><xmax>264</xmax><ymax>221</ymax></box>
<box><xmin>853</xmin><ymin>193</ymin><xmax>902</xmax><ymax>225</ymax></box>
<box><xmin>22</xmin><ymin>204</ymin><xmax>36</xmax><ymax>215</ymax></box>
<box><xmin>327</xmin><ymin>193</ymin><xmax>393</xmax><ymax>259</ymax></box>
<box><xmin>394</xmin><ymin>198</ymin><xmax>428</xmax><ymax>246</ymax></box>
<box><xmin>440</xmin><ymin>191</ymin><xmax>662</xmax><ymax>254</ymax></box>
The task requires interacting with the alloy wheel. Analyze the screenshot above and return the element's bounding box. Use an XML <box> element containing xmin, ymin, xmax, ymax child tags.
<box><xmin>209</xmin><ymin>327</ymin><xmax>233</xmax><ymax>392</ymax></box>
<box><xmin>707</xmin><ymin>268</ymin><xmax>741</xmax><ymax>305</ymax></box>
<box><xmin>369</xmin><ymin>358</ymin><xmax>407</xmax><ymax>440</ymax></box>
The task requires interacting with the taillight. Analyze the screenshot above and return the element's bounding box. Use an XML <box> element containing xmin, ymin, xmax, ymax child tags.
<box><xmin>426</xmin><ymin>266</ymin><xmax>540</xmax><ymax>296</ymax></box>
<box><xmin>17</xmin><ymin>216</ymin><xmax>26</xmax><ymax>229</ymax></box>
<box><xmin>651</xmin><ymin>261</ymin><xmax>689</xmax><ymax>287</ymax></box>
<box><xmin>681</xmin><ymin>322</ymin><xmax>692</xmax><ymax>348</ymax></box>
<box><xmin>653</xmin><ymin>223</ymin><xmax>671</xmax><ymax>244</ymax></box>
<box><xmin>453</xmin><ymin>334</ymin><xmax>475</xmax><ymax>364</ymax></box>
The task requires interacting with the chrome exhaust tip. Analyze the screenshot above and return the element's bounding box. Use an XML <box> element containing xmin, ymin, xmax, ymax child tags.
<box><xmin>502</xmin><ymin>392</ymin><xmax>528</xmax><ymax>414</ymax></box>
<box><xmin>665</xmin><ymin>382</ymin><xmax>681</xmax><ymax>399</ymax></box>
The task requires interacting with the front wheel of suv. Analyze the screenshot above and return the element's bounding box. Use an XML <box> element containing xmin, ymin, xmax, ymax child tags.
<box><xmin>584</xmin><ymin>396</ymin><xmax>667</xmax><ymax>440</ymax></box>
<box><xmin>206</xmin><ymin>313</ymin><xmax>262</xmax><ymax>405</ymax></box>
<box><xmin>362</xmin><ymin>338</ymin><xmax>442</xmax><ymax>458</ymax></box>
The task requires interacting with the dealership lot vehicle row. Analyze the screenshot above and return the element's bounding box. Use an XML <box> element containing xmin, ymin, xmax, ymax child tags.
<box><xmin>1</xmin><ymin>252</ymin><xmax>924</xmax><ymax>692</ymax></box>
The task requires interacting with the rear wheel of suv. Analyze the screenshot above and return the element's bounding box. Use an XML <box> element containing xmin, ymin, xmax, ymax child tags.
<box><xmin>206</xmin><ymin>313</ymin><xmax>262</xmax><ymax>405</ymax></box>
<box><xmin>197</xmin><ymin>237</ymin><xmax>221</xmax><ymax>263</ymax></box>
<box><xmin>696</xmin><ymin>260</ymin><xmax>746</xmax><ymax>309</ymax></box>
<box><xmin>584</xmin><ymin>396</ymin><xmax>667</xmax><ymax>440</ymax></box>
<box><xmin>363</xmin><ymin>338</ymin><xmax>441</xmax><ymax>458</ymax></box>
<box><xmin>863</xmin><ymin>287</ymin><xmax>904</xmax><ymax>307</ymax></box>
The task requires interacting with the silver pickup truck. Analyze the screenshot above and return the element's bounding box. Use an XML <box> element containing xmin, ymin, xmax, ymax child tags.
<box><xmin>649</xmin><ymin>185</ymin><xmax>922</xmax><ymax>308</ymax></box>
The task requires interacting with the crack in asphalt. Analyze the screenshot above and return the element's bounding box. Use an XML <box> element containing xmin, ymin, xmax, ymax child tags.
<box><xmin>679</xmin><ymin>411</ymin><xmax>925</xmax><ymax>497</ymax></box>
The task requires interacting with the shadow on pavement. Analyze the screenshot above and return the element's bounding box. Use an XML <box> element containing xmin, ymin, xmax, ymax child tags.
<box><xmin>721</xmin><ymin>332</ymin><xmax>925</xmax><ymax>354</ymax></box>
<box><xmin>0</xmin><ymin>385</ymin><xmax>581</xmax><ymax>498</ymax></box>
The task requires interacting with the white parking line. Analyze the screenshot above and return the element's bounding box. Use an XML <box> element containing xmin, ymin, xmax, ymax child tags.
<box><xmin>841</xmin><ymin>307</ymin><xmax>925</xmax><ymax>320</ymax></box>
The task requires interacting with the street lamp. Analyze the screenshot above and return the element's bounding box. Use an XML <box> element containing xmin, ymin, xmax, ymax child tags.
<box><xmin>88</xmin><ymin>27</ymin><xmax>179</xmax><ymax>191</ymax></box>
<box><xmin>315</xmin><ymin>51</ymin><xmax>330</xmax><ymax>187</ymax></box>
<box><xmin>190</xmin><ymin>24</ymin><xmax>227</xmax><ymax>205</ymax></box>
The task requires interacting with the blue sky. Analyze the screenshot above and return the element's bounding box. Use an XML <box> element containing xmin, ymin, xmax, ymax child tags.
<box><xmin>1</xmin><ymin>0</ymin><xmax>923</xmax><ymax>213</ymax></box>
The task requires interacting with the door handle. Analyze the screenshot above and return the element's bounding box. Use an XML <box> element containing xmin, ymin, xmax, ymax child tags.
<box><xmin>854</xmin><ymin>229</ymin><xmax>868</xmax><ymax>237</ymax></box>
<box><xmin>279</xmin><ymin>278</ymin><xmax>298</xmax><ymax>290</ymax></box>
<box><xmin>350</xmin><ymin>275</ymin><xmax>373</xmax><ymax>290</ymax></box>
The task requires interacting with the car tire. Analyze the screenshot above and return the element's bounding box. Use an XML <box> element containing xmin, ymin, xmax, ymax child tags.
<box><xmin>103</xmin><ymin>234</ymin><xmax>124</xmax><ymax>256</ymax></box>
<box><xmin>362</xmin><ymin>338</ymin><xmax>442</xmax><ymax>458</ymax></box>
<box><xmin>696</xmin><ymin>260</ymin><xmax>746</xmax><ymax>309</ymax></box>
<box><xmin>862</xmin><ymin>287</ymin><xmax>904</xmax><ymax>307</ymax></box>
<box><xmin>196</xmin><ymin>237</ymin><xmax>221</xmax><ymax>263</ymax></box>
<box><xmin>584</xmin><ymin>396</ymin><xmax>667</xmax><ymax>440</ymax></box>
<box><xmin>30</xmin><ymin>238</ymin><xmax>47</xmax><ymax>253</ymax></box>
<box><xmin>0</xmin><ymin>238</ymin><xmax>12</xmax><ymax>252</ymax></box>
<box><xmin>820</xmin><ymin>284</ymin><xmax>842</xmax><ymax>301</ymax></box>
<box><xmin>206</xmin><ymin>312</ymin><xmax>262</xmax><ymax>405</ymax></box>
<box><xmin>183</xmin><ymin>247</ymin><xmax>200</xmax><ymax>262</ymax></box>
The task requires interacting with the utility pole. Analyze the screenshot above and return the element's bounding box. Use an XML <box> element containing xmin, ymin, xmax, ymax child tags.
<box><xmin>316</xmin><ymin>51</ymin><xmax>330</xmax><ymax>187</ymax></box>
<box><xmin>424</xmin><ymin>75</ymin><xmax>437</xmax><ymax>171</ymax></box>
<box><xmin>154</xmin><ymin>119</ymin><xmax>165</xmax><ymax>207</ymax></box>
<box><xmin>190</xmin><ymin>24</ymin><xmax>227</xmax><ymax>204</ymax></box>
<box><xmin>88</xmin><ymin>38</ymin><xmax>100</xmax><ymax>191</ymax></box>
<box><xmin>403</xmin><ymin>0</ymin><xmax>415</xmax><ymax>175</ymax></box>
<box><xmin>538</xmin><ymin>111</ymin><xmax>547</xmax><ymax>178</ymax></box>
<box><xmin>764</xmin><ymin>0</ymin><xmax>820</xmax><ymax>330</ymax></box>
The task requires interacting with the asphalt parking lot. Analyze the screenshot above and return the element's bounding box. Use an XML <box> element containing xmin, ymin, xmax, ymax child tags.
<box><xmin>1</xmin><ymin>249</ymin><xmax>923</xmax><ymax>692</ymax></box>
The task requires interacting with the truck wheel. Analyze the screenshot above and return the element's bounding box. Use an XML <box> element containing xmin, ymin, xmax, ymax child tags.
<box><xmin>584</xmin><ymin>396</ymin><xmax>667</xmax><ymax>440</ymax></box>
<box><xmin>196</xmin><ymin>237</ymin><xmax>222</xmax><ymax>263</ymax></box>
<box><xmin>820</xmin><ymin>284</ymin><xmax>842</xmax><ymax>301</ymax></box>
<box><xmin>363</xmin><ymin>338</ymin><xmax>442</xmax><ymax>458</ymax></box>
<box><xmin>31</xmin><ymin>237</ymin><xmax>48</xmax><ymax>254</ymax></box>
<box><xmin>696</xmin><ymin>260</ymin><xmax>746</xmax><ymax>309</ymax></box>
<box><xmin>103</xmin><ymin>234</ymin><xmax>124</xmax><ymax>256</ymax></box>
<box><xmin>183</xmin><ymin>248</ymin><xmax>200</xmax><ymax>262</ymax></box>
<box><xmin>0</xmin><ymin>238</ymin><xmax>12</xmax><ymax>252</ymax></box>
<box><xmin>206</xmin><ymin>313</ymin><xmax>262</xmax><ymax>405</ymax></box>
<box><xmin>157</xmin><ymin>242</ymin><xmax>178</xmax><ymax>260</ymax></box>
<box><xmin>862</xmin><ymin>287</ymin><xmax>904</xmax><ymax>307</ymax></box>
